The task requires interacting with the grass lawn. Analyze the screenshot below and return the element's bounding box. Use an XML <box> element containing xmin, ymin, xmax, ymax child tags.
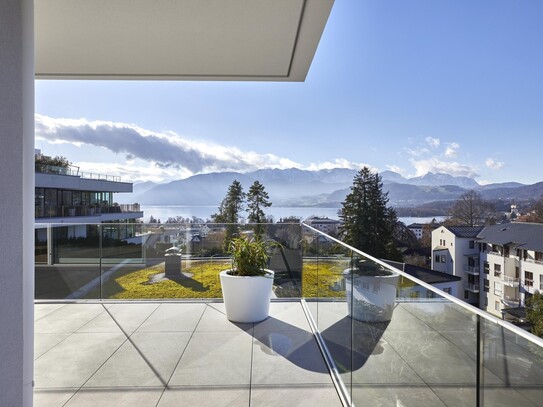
<box><xmin>89</xmin><ymin>258</ymin><xmax>349</xmax><ymax>300</ymax></box>
<box><xmin>302</xmin><ymin>260</ymin><xmax>347</xmax><ymax>298</ymax></box>
<box><xmin>94</xmin><ymin>259</ymin><xmax>230</xmax><ymax>299</ymax></box>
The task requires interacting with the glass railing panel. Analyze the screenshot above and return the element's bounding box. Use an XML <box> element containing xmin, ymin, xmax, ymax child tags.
<box><xmin>301</xmin><ymin>223</ymin><xmax>480</xmax><ymax>406</ymax></box>
<box><xmin>301</xmin><ymin>225</ymin><xmax>354</xmax><ymax>401</ymax></box>
<box><xmin>35</xmin><ymin>223</ymin><xmax>101</xmax><ymax>299</ymax></box>
<box><xmin>481</xmin><ymin>320</ymin><xmax>543</xmax><ymax>406</ymax></box>
<box><xmin>33</xmin><ymin>222</ymin><xmax>303</xmax><ymax>300</ymax></box>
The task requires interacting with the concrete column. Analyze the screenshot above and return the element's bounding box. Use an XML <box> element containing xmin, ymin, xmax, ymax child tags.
<box><xmin>0</xmin><ymin>0</ymin><xmax>35</xmax><ymax>406</ymax></box>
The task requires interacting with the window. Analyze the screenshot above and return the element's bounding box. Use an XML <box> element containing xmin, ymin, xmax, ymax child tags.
<box><xmin>443</xmin><ymin>287</ymin><xmax>451</xmax><ymax>294</ymax></box>
<box><xmin>484</xmin><ymin>279</ymin><xmax>490</xmax><ymax>292</ymax></box>
<box><xmin>483</xmin><ymin>261</ymin><xmax>489</xmax><ymax>274</ymax></box>
<box><xmin>494</xmin><ymin>282</ymin><xmax>502</xmax><ymax>296</ymax></box>
<box><xmin>441</xmin><ymin>255</ymin><xmax>446</xmax><ymax>263</ymax></box>
<box><xmin>464</xmin><ymin>290</ymin><xmax>469</xmax><ymax>299</ymax></box>
<box><xmin>484</xmin><ymin>298</ymin><xmax>488</xmax><ymax>307</ymax></box>
<box><xmin>494</xmin><ymin>264</ymin><xmax>501</xmax><ymax>277</ymax></box>
<box><xmin>469</xmin><ymin>240</ymin><xmax>475</xmax><ymax>249</ymax></box>
<box><xmin>540</xmin><ymin>275</ymin><xmax>543</xmax><ymax>291</ymax></box>
<box><xmin>495</xmin><ymin>301</ymin><xmax>500</xmax><ymax>311</ymax></box>
<box><xmin>525</xmin><ymin>271</ymin><xmax>534</xmax><ymax>287</ymax></box>
<box><xmin>435</xmin><ymin>255</ymin><xmax>441</xmax><ymax>263</ymax></box>
<box><xmin>536</xmin><ymin>252</ymin><xmax>543</xmax><ymax>262</ymax></box>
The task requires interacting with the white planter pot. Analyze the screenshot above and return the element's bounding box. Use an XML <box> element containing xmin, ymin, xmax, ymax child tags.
<box><xmin>343</xmin><ymin>268</ymin><xmax>399</xmax><ymax>322</ymax></box>
<box><xmin>220</xmin><ymin>269</ymin><xmax>274</xmax><ymax>323</ymax></box>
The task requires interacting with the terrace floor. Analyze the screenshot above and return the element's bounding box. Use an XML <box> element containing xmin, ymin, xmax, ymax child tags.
<box><xmin>34</xmin><ymin>300</ymin><xmax>543</xmax><ymax>407</ymax></box>
<box><xmin>34</xmin><ymin>301</ymin><xmax>341</xmax><ymax>407</ymax></box>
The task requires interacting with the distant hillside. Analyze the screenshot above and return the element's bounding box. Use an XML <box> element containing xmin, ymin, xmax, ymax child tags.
<box><xmin>114</xmin><ymin>168</ymin><xmax>543</xmax><ymax>208</ymax></box>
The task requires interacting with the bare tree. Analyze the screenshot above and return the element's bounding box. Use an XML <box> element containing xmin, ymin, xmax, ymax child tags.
<box><xmin>449</xmin><ymin>190</ymin><xmax>496</xmax><ymax>226</ymax></box>
<box><xmin>525</xmin><ymin>199</ymin><xmax>543</xmax><ymax>223</ymax></box>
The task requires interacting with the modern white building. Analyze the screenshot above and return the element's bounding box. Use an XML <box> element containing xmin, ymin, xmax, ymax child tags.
<box><xmin>477</xmin><ymin>223</ymin><xmax>543</xmax><ymax>318</ymax></box>
<box><xmin>431</xmin><ymin>225</ymin><xmax>483</xmax><ymax>306</ymax></box>
<box><xmin>305</xmin><ymin>216</ymin><xmax>342</xmax><ymax>235</ymax></box>
<box><xmin>432</xmin><ymin>222</ymin><xmax>543</xmax><ymax>318</ymax></box>
<box><xmin>407</xmin><ymin>223</ymin><xmax>424</xmax><ymax>239</ymax></box>
<box><xmin>34</xmin><ymin>157</ymin><xmax>144</xmax><ymax>265</ymax></box>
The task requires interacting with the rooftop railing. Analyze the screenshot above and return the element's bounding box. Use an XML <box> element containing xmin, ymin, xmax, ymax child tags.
<box><xmin>35</xmin><ymin>163</ymin><xmax>122</xmax><ymax>182</ymax></box>
<box><xmin>34</xmin><ymin>221</ymin><xmax>543</xmax><ymax>406</ymax></box>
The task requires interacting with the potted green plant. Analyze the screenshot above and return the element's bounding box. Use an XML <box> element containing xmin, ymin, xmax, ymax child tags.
<box><xmin>219</xmin><ymin>234</ymin><xmax>274</xmax><ymax>323</ymax></box>
<box><xmin>343</xmin><ymin>257</ymin><xmax>399</xmax><ymax>322</ymax></box>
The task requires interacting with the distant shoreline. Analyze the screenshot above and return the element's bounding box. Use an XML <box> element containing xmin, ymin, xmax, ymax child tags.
<box><xmin>140</xmin><ymin>204</ymin><xmax>446</xmax><ymax>225</ymax></box>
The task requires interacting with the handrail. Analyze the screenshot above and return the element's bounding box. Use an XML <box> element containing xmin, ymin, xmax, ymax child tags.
<box><xmin>301</xmin><ymin>222</ymin><xmax>543</xmax><ymax>348</ymax></box>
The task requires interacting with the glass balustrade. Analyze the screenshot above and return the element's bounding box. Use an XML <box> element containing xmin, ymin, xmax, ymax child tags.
<box><xmin>34</xmin><ymin>221</ymin><xmax>543</xmax><ymax>406</ymax></box>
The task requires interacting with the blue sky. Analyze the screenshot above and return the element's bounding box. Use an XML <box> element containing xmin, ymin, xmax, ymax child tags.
<box><xmin>35</xmin><ymin>0</ymin><xmax>543</xmax><ymax>185</ymax></box>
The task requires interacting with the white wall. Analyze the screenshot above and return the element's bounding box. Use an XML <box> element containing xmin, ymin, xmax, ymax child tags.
<box><xmin>0</xmin><ymin>0</ymin><xmax>34</xmax><ymax>405</ymax></box>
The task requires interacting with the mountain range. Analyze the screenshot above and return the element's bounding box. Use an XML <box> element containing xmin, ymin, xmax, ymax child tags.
<box><xmin>116</xmin><ymin>168</ymin><xmax>540</xmax><ymax>208</ymax></box>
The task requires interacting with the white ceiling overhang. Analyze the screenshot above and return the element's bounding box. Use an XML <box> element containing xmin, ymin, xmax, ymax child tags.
<box><xmin>35</xmin><ymin>0</ymin><xmax>334</xmax><ymax>81</ymax></box>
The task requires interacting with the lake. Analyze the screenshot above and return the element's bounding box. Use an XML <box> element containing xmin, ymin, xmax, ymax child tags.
<box><xmin>140</xmin><ymin>205</ymin><xmax>444</xmax><ymax>225</ymax></box>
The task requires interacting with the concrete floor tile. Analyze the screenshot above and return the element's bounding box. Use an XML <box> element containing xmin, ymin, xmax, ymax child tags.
<box><xmin>383</xmin><ymin>330</ymin><xmax>478</xmax><ymax>386</ymax></box>
<box><xmin>64</xmin><ymin>387</ymin><xmax>163</xmax><ymax>407</ymax></box>
<box><xmin>158</xmin><ymin>386</ymin><xmax>250</xmax><ymax>407</ymax></box>
<box><xmin>169</xmin><ymin>331</ymin><xmax>252</xmax><ymax>386</ymax></box>
<box><xmin>195</xmin><ymin>304</ymin><xmax>253</xmax><ymax>332</ymax></box>
<box><xmin>352</xmin><ymin>384</ymin><xmax>447</xmax><ymax>407</ymax></box>
<box><xmin>85</xmin><ymin>332</ymin><xmax>192</xmax><ymax>387</ymax></box>
<box><xmin>137</xmin><ymin>303</ymin><xmax>206</xmax><ymax>332</ymax></box>
<box><xmin>400</xmin><ymin>302</ymin><xmax>476</xmax><ymax>333</ymax></box>
<box><xmin>35</xmin><ymin>304</ymin><xmax>106</xmax><ymax>333</ymax></box>
<box><xmin>252</xmin><ymin>329</ymin><xmax>331</xmax><ymax>385</ymax></box>
<box><xmin>35</xmin><ymin>303</ymin><xmax>67</xmax><ymax>321</ymax></box>
<box><xmin>431</xmin><ymin>385</ymin><xmax>541</xmax><ymax>407</ymax></box>
<box><xmin>76</xmin><ymin>311</ymin><xmax>124</xmax><ymax>334</ymax></box>
<box><xmin>34</xmin><ymin>332</ymin><xmax>127</xmax><ymax>388</ymax></box>
<box><xmin>308</xmin><ymin>301</ymin><xmax>348</xmax><ymax>332</ymax></box>
<box><xmin>254</xmin><ymin>302</ymin><xmax>311</xmax><ymax>334</ymax></box>
<box><xmin>33</xmin><ymin>388</ymin><xmax>77</xmax><ymax>407</ymax></box>
<box><xmin>250</xmin><ymin>384</ymin><xmax>341</xmax><ymax>407</ymax></box>
<box><xmin>35</xmin><ymin>333</ymin><xmax>71</xmax><ymax>359</ymax></box>
<box><xmin>103</xmin><ymin>303</ymin><xmax>161</xmax><ymax>333</ymax></box>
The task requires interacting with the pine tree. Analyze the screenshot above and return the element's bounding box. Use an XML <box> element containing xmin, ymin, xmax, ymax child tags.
<box><xmin>339</xmin><ymin>167</ymin><xmax>401</xmax><ymax>261</ymax></box>
<box><xmin>211</xmin><ymin>180</ymin><xmax>245</xmax><ymax>223</ymax></box>
<box><xmin>212</xmin><ymin>180</ymin><xmax>245</xmax><ymax>249</ymax></box>
<box><xmin>246</xmin><ymin>181</ymin><xmax>272</xmax><ymax>238</ymax></box>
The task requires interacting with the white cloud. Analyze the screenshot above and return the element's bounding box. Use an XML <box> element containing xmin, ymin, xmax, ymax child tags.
<box><xmin>409</xmin><ymin>157</ymin><xmax>479</xmax><ymax>178</ymax></box>
<box><xmin>485</xmin><ymin>158</ymin><xmax>504</xmax><ymax>170</ymax></box>
<box><xmin>385</xmin><ymin>164</ymin><xmax>406</xmax><ymax>175</ymax></box>
<box><xmin>74</xmin><ymin>161</ymin><xmax>189</xmax><ymax>183</ymax></box>
<box><xmin>35</xmin><ymin>115</ymin><xmax>301</xmax><ymax>176</ymax></box>
<box><xmin>305</xmin><ymin>158</ymin><xmax>375</xmax><ymax>172</ymax></box>
<box><xmin>425</xmin><ymin>136</ymin><xmax>440</xmax><ymax>148</ymax></box>
<box><xmin>406</xmin><ymin>147</ymin><xmax>430</xmax><ymax>157</ymax></box>
<box><xmin>444</xmin><ymin>142</ymin><xmax>460</xmax><ymax>157</ymax></box>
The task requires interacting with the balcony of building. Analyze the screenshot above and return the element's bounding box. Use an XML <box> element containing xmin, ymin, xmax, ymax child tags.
<box><xmin>34</xmin><ymin>223</ymin><xmax>543</xmax><ymax>406</ymax></box>
<box><xmin>464</xmin><ymin>265</ymin><xmax>480</xmax><ymax>276</ymax></box>
<box><xmin>502</xmin><ymin>275</ymin><xmax>520</xmax><ymax>288</ymax></box>
<box><xmin>464</xmin><ymin>282</ymin><xmax>480</xmax><ymax>293</ymax></box>
<box><xmin>502</xmin><ymin>295</ymin><xmax>521</xmax><ymax>309</ymax></box>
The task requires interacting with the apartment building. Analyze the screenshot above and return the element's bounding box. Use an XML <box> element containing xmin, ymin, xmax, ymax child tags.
<box><xmin>431</xmin><ymin>225</ymin><xmax>483</xmax><ymax>306</ymax></box>
<box><xmin>478</xmin><ymin>223</ymin><xmax>543</xmax><ymax>318</ymax></box>
<box><xmin>432</xmin><ymin>222</ymin><xmax>543</xmax><ymax>318</ymax></box>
